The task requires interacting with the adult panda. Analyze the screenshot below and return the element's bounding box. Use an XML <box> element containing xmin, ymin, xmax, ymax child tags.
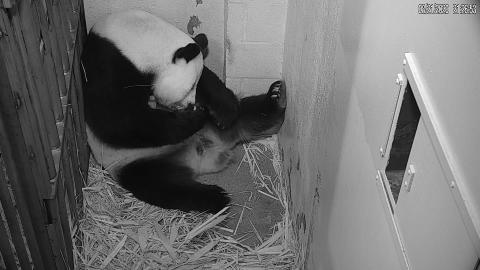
<box><xmin>82</xmin><ymin>10</ymin><xmax>286</xmax><ymax>213</ymax></box>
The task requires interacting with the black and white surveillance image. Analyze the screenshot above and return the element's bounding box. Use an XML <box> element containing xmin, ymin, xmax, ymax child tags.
<box><xmin>0</xmin><ymin>1</ymin><xmax>478</xmax><ymax>269</ymax></box>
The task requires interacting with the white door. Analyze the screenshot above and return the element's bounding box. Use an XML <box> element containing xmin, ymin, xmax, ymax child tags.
<box><xmin>395</xmin><ymin>119</ymin><xmax>477</xmax><ymax>270</ymax></box>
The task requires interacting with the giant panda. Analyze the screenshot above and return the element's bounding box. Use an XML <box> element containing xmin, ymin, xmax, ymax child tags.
<box><xmin>82</xmin><ymin>10</ymin><xmax>286</xmax><ymax>213</ymax></box>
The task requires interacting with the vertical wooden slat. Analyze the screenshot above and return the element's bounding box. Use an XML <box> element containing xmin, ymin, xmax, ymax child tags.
<box><xmin>46</xmin><ymin>193</ymin><xmax>70</xmax><ymax>270</ymax></box>
<box><xmin>64</xmin><ymin>0</ymin><xmax>76</xmax><ymax>41</ymax></box>
<box><xmin>46</xmin><ymin>0</ymin><xmax>70</xmax><ymax>76</ymax></box>
<box><xmin>76</xmin><ymin>0</ymin><xmax>90</xmax><ymax>177</ymax></box>
<box><xmin>0</xmin><ymin>40</ymin><xmax>60</xmax><ymax>270</ymax></box>
<box><xmin>68</xmin><ymin>74</ymin><xmax>86</xmax><ymax>204</ymax></box>
<box><xmin>73</xmin><ymin>43</ymin><xmax>88</xmax><ymax>152</ymax></box>
<box><xmin>40</xmin><ymin>0</ymin><xmax>68</xmax><ymax>97</ymax></box>
<box><xmin>56</xmin><ymin>174</ymin><xmax>74</xmax><ymax>269</ymax></box>
<box><xmin>0</xmin><ymin>159</ymin><xmax>32</xmax><ymax>270</ymax></box>
<box><xmin>67</xmin><ymin>128</ymin><xmax>84</xmax><ymax>208</ymax></box>
<box><xmin>45</xmin><ymin>222</ymin><xmax>64</xmax><ymax>269</ymax></box>
<box><xmin>65</xmin><ymin>0</ymin><xmax>76</xmax><ymax>35</ymax></box>
<box><xmin>54</xmin><ymin>0</ymin><xmax>73</xmax><ymax>60</ymax></box>
<box><xmin>0</xmin><ymin>9</ymin><xmax>57</xmax><ymax>182</ymax></box>
<box><xmin>69</xmin><ymin>36</ymin><xmax>89</xmax><ymax>188</ymax></box>
<box><xmin>0</xmin><ymin>80</ymin><xmax>57</xmax><ymax>270</ymax></box>
<box><xmin>0</xmin><ymin>252</ymin><xmax>6</xmax><ymax>270</ymax></box>
<box><xmin>45</xmin><ymin>182</ymin><xmax>69</xmax><ymax>270</ymax></box>
<box><xmin>10</xmin><ymin>0</ymin><xmax>61</xmax><ymax>149</ymax></box>
<box><xmin>61</xmin><ymin>123</ymin><xmax>77</xmax><ymax>222</ymax></box>
<box><xmin>71</xmin><ymin>24</ymin><xmax>89</xmax><ymax>169</ymax></box>
<box><xmin>31</xmin><ymin>0</ymin><xmax>64</xmax><ymax>122</ymax></box>
<box><xmin>69</xmin><ymin>64</ymin><xmax>83</xmax><ymax>152</ymax></box>
<box><xmin>0</xmin><ymin>1</ymin><xmax>88</xmax><ymax>269</ymax></box>
<box><xmin>0</xmin><ymin>12</ymin><xmax>53</xmax><ymax>197</ymax></box>
<box><xmin>70</xmin><ymin>0</ymin><xmax>80</xmax><ymax>28</ymax></box>
<box><xmin>76</xmin><ymin>0</ymin><xmax>87</xmax><ymax>53</ymax></box>
<box><xmin>0</xmin><ymin>209</ymin><xmax>17</xmax><ymax>270</ymax></box>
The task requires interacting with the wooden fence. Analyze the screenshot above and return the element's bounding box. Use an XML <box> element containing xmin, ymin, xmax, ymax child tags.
<box><xmin>0</xmin><ymin>0</ymin><xmax>88</xmax><ymax>269</ymax></box>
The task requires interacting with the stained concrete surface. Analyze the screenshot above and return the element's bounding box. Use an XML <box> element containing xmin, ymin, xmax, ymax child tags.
<box><xmin>198</xmin><ymin>144</ymin><xmax>283</xmax><ymax>247</ymax></box>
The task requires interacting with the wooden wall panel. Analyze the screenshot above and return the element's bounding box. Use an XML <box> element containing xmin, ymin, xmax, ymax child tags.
<box><xmin>0</xmin><ymin>0</ymin><xmax>88</xmax><ymax>268</ymax></box>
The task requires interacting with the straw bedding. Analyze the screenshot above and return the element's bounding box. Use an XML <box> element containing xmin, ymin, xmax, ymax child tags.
<box><xmin>74</xmin><ymin>136</ymin><xmax>298</xmax><ymax>269</ymax></box>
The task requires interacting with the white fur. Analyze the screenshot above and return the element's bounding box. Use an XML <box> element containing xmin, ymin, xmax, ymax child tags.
<box><xmin>87</xmin><ymin>125</ymin><xmax>234</xmax><ymax>178</ymax></box>
<box><xmin>92</xmin><ymin>10</ymin><xmax>203</xmax><ymax>107</ymax></box>
<box><xmin>86</xmin><ymin>126</ymin><xmax>178</xmax><ymax>175</ymax></box>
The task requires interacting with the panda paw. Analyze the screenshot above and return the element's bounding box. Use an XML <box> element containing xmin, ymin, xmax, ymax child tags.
<box><xmin>199</xmin><ymin>185</ymin><xmax>231</xmax><ymax>213</ymax></box>
<box><xmin>266</xmin><ymin>80</ymin><xmax>287</xmax><ymax>109</ymax></box>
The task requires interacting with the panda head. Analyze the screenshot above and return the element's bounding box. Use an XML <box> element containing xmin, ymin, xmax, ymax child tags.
<box><xmin>91</xmin><ymin>10</ymin><xmax>209</xmax><ymax>111</ymax></box>
<box><xmin>153</xmin><ymin>41</ymin><xmax>205</xmax><ymax>110</ymax></box>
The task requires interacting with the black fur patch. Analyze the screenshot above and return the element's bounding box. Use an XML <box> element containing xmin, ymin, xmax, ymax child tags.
<box><xmin>196</xmin><ymin>66</ymin><xmax>240</xmax><ymax>129</ymax></box>
<box><xmin>193</xmin><ymin>33</ymin><xmax>209</xmax><ymax>59</ymax></box>
<box><xmin>236</xmin><ymin>94</ymin><xmax>285</xmax><ymax>139</ymax></box>
<box><xmin>82</xmin><ymin>32</ymin><xmax>208</xmax><ymax>148</ymax></box>
<box><xmin>228</xmin><ymin>80</ymin><xmax>287</xmax><ymax>143</ymax></box>
<box><xmin>172</xmin><ymin>43</ymin><xmax>201</xmax><ymax>63</ymax></box>
<box><xmin>118</xmin><ymin>156</ymin><xmax>230</xmax><ymax>213</ymax></box>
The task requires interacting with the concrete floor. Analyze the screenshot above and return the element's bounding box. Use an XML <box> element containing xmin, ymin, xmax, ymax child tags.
<box><xmin>198</xmin><ymin>144</ymin><xmax>283</xmax><ymax>247</ymax></box>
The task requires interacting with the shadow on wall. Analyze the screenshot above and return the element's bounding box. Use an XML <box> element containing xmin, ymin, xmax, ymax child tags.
<box><xmin>314</xmin><ymin>1</ymin><xmax>369</xmax><ymax>269</ymax></box>
<box><xmin>279</xmin><ymin>0</ymin><xmax>370</xmax><ymax>269</ymax></box>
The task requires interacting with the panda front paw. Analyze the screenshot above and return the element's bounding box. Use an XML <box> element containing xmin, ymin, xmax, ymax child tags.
<box><xmin>266</xmin><ymin>80</ymin><xmax>287</xmax><ymax>110</ymax></box>
<box><xmin>199</xmin><ymin>185</ymin><xmax>231</xmax><ymax>213</ymax></box>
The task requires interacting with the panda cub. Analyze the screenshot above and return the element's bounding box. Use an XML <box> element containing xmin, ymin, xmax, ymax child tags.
<box><xmin>82</xmin><ymin>10</ymin><xmax>286</xmax><ymax>213</ymax></box>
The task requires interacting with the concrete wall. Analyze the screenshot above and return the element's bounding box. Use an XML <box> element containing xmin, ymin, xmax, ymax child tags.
<box><xmin>280</xmin><ymin>0</ymin><xmax>480</xmax><ymax>269</ymax></box>
<box><xmin>83</xmin><ymin>0</ymin><xmax>225</xmax><ymax>78</ymax></box>
<box><xmin>225</xmin><ymin>0</ymin><xmax>287</xmax><ymax>96</ymax></box>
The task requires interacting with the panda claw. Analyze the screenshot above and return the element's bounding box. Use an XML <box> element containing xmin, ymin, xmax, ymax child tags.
<box><xmin>267</xmin><ymin>80</ymin><xmax>287</xmax><ymax>109</ymax></box>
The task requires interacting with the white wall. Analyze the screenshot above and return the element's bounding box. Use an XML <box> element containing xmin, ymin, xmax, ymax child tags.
<box><xmin>83</xmin><ymin>0</ymin><xmax>225</xmax><ymax>78</ymax></box>
<box><xmin>280</xmin><ymin>0</ymin><xmax>480</xmax><ymax>269</ymax></box>
<box><xmin>225</xmin><ymin>0</ymin><xmax>287</xmax><ymax>96</ymax></box>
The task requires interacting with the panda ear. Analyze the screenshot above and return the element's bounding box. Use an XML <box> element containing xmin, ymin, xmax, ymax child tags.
<box><xmin>193</xmin><ymin>33</ymin><xmax>209</xmax><ymax>59</ymax></box>
<box><xmin>172</xmin><ymin>43</ymin><xmax>201</xmax><ymax>63</ymax></box>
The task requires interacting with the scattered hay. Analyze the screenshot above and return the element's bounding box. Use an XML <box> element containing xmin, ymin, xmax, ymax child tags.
<box><xmin>74</xmin><ymin>136</ymin><xmax>298</xmax><ymax>269</ymax></box>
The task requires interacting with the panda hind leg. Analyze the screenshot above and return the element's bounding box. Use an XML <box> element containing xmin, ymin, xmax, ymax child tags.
<box><xmin>117</xmin><ymin>157</ymin><xmax>230</xmax><ymax>213</ymax></box>
<box><xmin>231</xmin><ymin>80</ymin><xmax>287</xmax><ymax>143</ymax></box>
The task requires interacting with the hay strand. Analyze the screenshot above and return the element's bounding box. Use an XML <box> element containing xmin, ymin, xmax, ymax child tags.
<box><xmin>74</xmin><ymin>136</ymin><xmax>297</xmax><ymax>269</ymax></box>
<box><xmin>100</xmin><ymin>235</ymin><xmax>127</xmax><ymax>269</ymax></box>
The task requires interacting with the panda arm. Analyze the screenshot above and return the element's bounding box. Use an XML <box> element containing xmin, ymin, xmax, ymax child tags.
<box><xmin>137</xmin><ymin>106</ymin><xmax>208</xmax><ymax>146</ymax></box>
<box><xmin>196</xmin><ymin>66</ymin><xmax>240</xmax><ymax>129</ymax></box>
<box><xmin>85</xmin><ymin>82</ymin><xmax>208</xmax><ymax>149</ymax></box>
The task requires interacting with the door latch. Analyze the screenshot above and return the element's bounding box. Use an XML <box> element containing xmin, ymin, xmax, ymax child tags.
<box><xmin>403</xmin><ymin>164</ymin><xmax>416</xmax><ymax>192</ymax></box>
